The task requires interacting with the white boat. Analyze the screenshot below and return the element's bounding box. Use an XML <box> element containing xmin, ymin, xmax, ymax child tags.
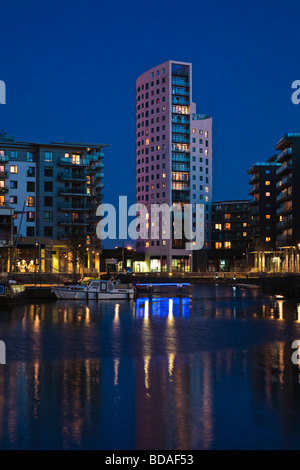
<box><xmin>51</xmin><ymin>278</ymin><xmax>135</xmax><ymax>301</ymax></box>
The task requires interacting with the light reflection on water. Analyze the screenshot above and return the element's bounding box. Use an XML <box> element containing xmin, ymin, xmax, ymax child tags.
<box><xmin>1</xmin><ymin>285</ymin><xmax>300</xmax><ymax>448</ymax></box>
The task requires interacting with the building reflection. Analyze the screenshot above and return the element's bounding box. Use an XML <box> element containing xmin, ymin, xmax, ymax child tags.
<box><xmin>2</xmin><ymin>293</ymin><xmax>300</xmax><ymax>449</ymax></box>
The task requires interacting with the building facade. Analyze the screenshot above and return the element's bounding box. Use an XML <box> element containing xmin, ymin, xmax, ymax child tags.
<box><xmin>208</xmin><ymin>200</ymin><xmax>250</xmax><ymax>272</ymax></box>
<box><xmin>276</xmin><ymin>133</ymin><xmax>300</xmax><ymax>271</ymax></box>
<box><xmin>135</xmin><ymin>61</ymin><xmax>212</xmax><ymax>273</ymax></box>
<box><xmin>0</xmin><ymin>131</ymin><xmax>106</xmax><ymax>273</ymax></box>
<box><xmin>248</xmin><ymin>156</ymin><xmax>281</xmax><ymax>271</ymax></box>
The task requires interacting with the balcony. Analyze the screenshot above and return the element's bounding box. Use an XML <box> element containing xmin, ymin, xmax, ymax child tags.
<box><xmin>249</xmin><ymin>173</ymin><xmax>259</xmax><ymax>184</ymax></box>
<box><xmin>277</xmin><ymin>161</ymin><xmax>292</xmax><ymax>176</ymax></box>
<box><xmin>58</xmin><ymin>157</ymin><xmax>88</xmax><ymax>167</ymax></box>
<box><xmin>58</xmin><ymin>172</ymin><xmax>86</xmax><ymax>182</ymax></box>
<box><xmin>277</xmin><ymin>147</ymin><xmax>292</xmax><ymax>163</ymax></box>
<box><xmin>58</xmin><ymin>218</ymin><xmax>89</xmax><ymax>226</ymax></box>
<box><xmin>172</xmin><ymin>135</ymin><xmax>190</xmax><ymax>144</ymax></box>
<box><xmin>171</xmin><ymin>77</ymin><xmax>189</xmax><ymax>87</ymax></box>
<box><xmin>0</xmin><ymin>155</ymin><xmax>9</xmax><ymax>163</ymax></box>
<box><xmin>59</xmin><ymin>188</ymin><xmax>88</xmax><ymax>197</ymax></box>
<box><xmin>0</xmin><ymin>186</ymin><xmax>8</xmax><ymax>194</ymax></box>
<box><xmin>86</xmin><ymin>152</ymin><xmax>105</xmax><ymax>161</ymax></box>
<box><xmin>277</xmin><ymin>191</ymin><xmax>292</xmax><ymax>203</ymax></box>
<box><xmin>57</xmin><ymin>231</ymin><xmax>87</xmax><ymax>240</ymax></box>
<box><xmin>276</xmin><ymin>175</ymin><xmax>292</xmax><ymax>190</ymax></box>
<box><xmin>58</xmin><ymin>203</ymin><xmax>87</xmax><ymax>211</ymax></box>
<box><xmin>278</xmin><ymin>218</ymin><xmax>293</xmax><ymax>229</ymax></box>
<box><xmin>249</xmin><ymin>184</ymin><xmax>259</xmax><ymax>195</ymax></box>
<box><xmin>95</xmin><ymin>172</ymin><xmax>104</xmax><ymax>179</ymax></box>
<box><xmin>172</xmin><ymin>96</ymin><xmax>190</xmax><ymax>106</ymax></box>
<box><xmin>172</xmin><ymin>116</ymin><xmax>190</xmax><ymax>124</ymax></box>
<box><xmin>172</xmin><ymin>88</ymin><xmax>190</xmax><ymax>97</ymax></box>
<box><xmin>172</xmin><ymin>125</ymin><xmax>190</xmax><ymax>134</ymax></box>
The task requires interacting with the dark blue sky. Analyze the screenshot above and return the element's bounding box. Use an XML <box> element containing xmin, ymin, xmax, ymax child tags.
<box><xmin>1</xmin><ymin>0</ymin><xmax>300</xmax><ymax>209</ymax></box>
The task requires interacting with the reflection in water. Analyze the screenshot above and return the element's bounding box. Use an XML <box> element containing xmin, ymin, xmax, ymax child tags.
<box><xmin>2</xmin><ymin>287</ymin><xmax>300</xmax><ymax>448</ymax></box>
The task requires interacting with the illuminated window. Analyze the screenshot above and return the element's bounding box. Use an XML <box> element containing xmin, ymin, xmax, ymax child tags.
<box><xmin>10</xmin><ymin>165</ymin><xmax>18</xmax><ymax>174</ymax></box>
<box><xmin>45</xmin><ymin>151</ymin><xmax>53</xmax><ymax>162</ymax></box>
<box><xmin>192</xmin><ymin>128</ymin><xmax>196</xmax><ymax>134</ymax></box>
<box><xmin>215</xmin><ymin>224</ymin><xmax>222</xmax><ymax>231</ymax></box>
<box><xmin>266</xmin><ymin>237</ymin><xmax>271</xmax><ymax>242</ymax></box>
<box><xmin>145</xmin><ymin>242</ymin><xmax>149</xmax><ymax>248</ymax></box>
<box><xmin>224</xmin><ymin>223</ymin><xmax>231</xmax><ymax>231</ymax></box>
<box><xmin>205</xmin><ymin>131</ymin><xmax>208</xmax><ymax>138</ymax></box>
<box><xmin>224</xmin><ymin>242</ymin><xmax>231</xmax><ymax>249</ymax></box>
<box><xmin>279</xmin><ymin>216</ymin><xmax>283</xmax><ymax>222</ymax></box>
<box><xmin>72</xmin><ymin>154</ymin><xmax>81</xmax><ymax>165</ymax></box>
<box><xmin>266</xmin><ymin>192</ymin><xmax>270</xmax><ymax>197</ymax></box>
<box><xmin>162</xmin><ymin>241</ymin><xmax>166</xmax><ymax>246</ymax></box>
<box><xmin>215</xmin><ymin>242</ymin><xmax>222</xmax><ymax>249</ymax></box>
<box><xmin>145</xmin><ymin>139</ymin><xmax>149</xmax><ymax>146</ymax></box>
<box><xmin>224</xmin><ymin>214</ymin><xmax>231</xmax><ymax>220</ymax></box>
<box><xmin>266</xmin><ymin>214</ymin><xmax>271</xmax><ymax>219</ymax></box>
<box><xmin>205</xmin><ymin>186</ymin><xmax>209</xmax><ymax>193</ymax></box>
<box><xmin>162</xmin><ymin>173</ymin><xmax>166</xmax><ymax>178</ymax></box>
<box><xmin>205</xmin><ymin>196</ymin><xmax>209</xmax><ymax>202</ymax></box>
<box><xmin>265</xmin><ymin>181</ymin><xmax>270</xmax><ymax>185</ymax></box>
<box><xmin>243</xmin><ymin>232</ymin><xmax>247</xmax><ymax>237</ymax></box>
<box><xmin>243</xmin><ymin>222</ymin><xmax>247</xmax><ymax>227</ymax></box>
<box><xmin>26</xmin><ymin>196</ymin><xmax>35</xmax><ymax>207</ymax></box>
<box><xmin>65</xmin><ymin>153</ymin><xmax>70</xmax><ymax>158</ymax></box>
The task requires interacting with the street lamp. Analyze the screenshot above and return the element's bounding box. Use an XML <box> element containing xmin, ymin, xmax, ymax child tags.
<box><xmin>34</xmin><ymin>240</ymin><xmax>39</xmax><ymax>285</ymax></box>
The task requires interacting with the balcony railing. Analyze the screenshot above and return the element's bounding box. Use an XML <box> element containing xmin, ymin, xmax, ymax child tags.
<box><xmin>172</xmin><ymin>116</ymin><xmax>190</xmax><ymax>124</ymax></box>
<box><xmin>276</xmin><ymin>175</ymin><xmax>292</xmax><ymax>189</ymax></box>
<box><xmin>58</xmin><ymin>172</ymin><xmax>86</xmax><ymax>182</ymax></box>
<box><xmin>172</xmin><ymin>135</ymin><xmax>190</xmax><ymax>144</ymax></box>
<box><xmin>171</xmin><ymin>77</ymin><xmax>189</xmax><ymax>87</ymax></box>
<box><xmin>58</xmin><ymin>218</ymin><xmax>88</xmax><ymax>226</ymax></box>
<box><xmin>172</xmin><ymin>125</ymin><xmax>190</xmax><ymax>134</ymax></box>
<box><xmin>278</xmin><ymin>218</ymin><xmax>293</xmax><ymax>229</ymax></box>
<box><xmin>57</xmin><ymin>203</ymin><xmax>87</xmax><ymax>211</ymax></box>
<box><xmin>58</xmin><ymin>157</ymin><xmax>88</xmax><ymax>166</ymax></box>
<box><xmin>172</xmin><ymin>97</ymin><xmax>190</xmax><ymax>106</ymax></box>
<box><xmin>59</xmin><ymin>188</ymin><xmax>88</xmax><ymax>196</ymax></box>
<box><xmin>277</xmin><ymin>191</ymin><xmax>292</xmax><ymax>202</ymax></box>
<box><xmin>277</xmin><ymin>161</ymin><xmax>292</xmax><ymax>176</ymax></box>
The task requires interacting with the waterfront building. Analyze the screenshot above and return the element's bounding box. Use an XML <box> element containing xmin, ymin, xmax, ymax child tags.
<box><xmin>248</xmin><ymin>155</ymin><xmax>281</xmax><ymax>271</ymax></box>
<box><xmin>136</xmin><ymin>61</ymin><xmax>213</xmax><ymax>273</ymax></box>
<box><xmin>207</xmin><ymin>200</ymin><xmax>250</xmax><ymax>272</ymax></box>
<box><xmin>276</xmin><ymin>133</ymin><xmax>300</xmax><ymax>271</ymax></box>
<box><xmin>0</xmin><ymin>130</ymin><xmax>106</xmax><ymax>273</ymax></box>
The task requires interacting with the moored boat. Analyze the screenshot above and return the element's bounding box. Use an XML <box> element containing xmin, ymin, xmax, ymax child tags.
<box><xmin>51</xmin><ymin>278</ymin><xmax>135</xmax><ymax>301</ymax></box>
<box><xmin>0</xmin><ymin>280</ymin><xmax>27</xmax><ymax>306</ymax></box>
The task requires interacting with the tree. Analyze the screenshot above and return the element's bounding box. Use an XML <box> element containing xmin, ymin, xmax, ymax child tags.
<box><xmin>66</xmin><ymin>233</ymin><xmax>88</xmax><ymax>278</ymax></box>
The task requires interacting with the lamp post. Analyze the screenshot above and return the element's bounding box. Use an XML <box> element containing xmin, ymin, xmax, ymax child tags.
<box><xmin>34</xmin><ymin>240</ymin><xmax>39</xmax><ymax>286</ymax></box>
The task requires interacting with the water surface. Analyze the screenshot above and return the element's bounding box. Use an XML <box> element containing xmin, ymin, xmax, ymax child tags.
<box><xmin>1</xmin><ymin>285</ymin><xmax>300</xmax><ymax>449</ymax></box>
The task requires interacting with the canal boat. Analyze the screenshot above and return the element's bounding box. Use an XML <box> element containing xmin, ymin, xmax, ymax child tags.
<box><xmin>0</xmin><ymin>280</ymin><xmax>27</xmax><ymax>306</ymax></box>
<box><xmin>51</xmin><ymin>278</ymin><xmax>135</xmax><ymax>301</ymax></box>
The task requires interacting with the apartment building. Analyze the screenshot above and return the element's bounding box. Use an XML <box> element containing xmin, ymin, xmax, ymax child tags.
<box><xmin>248</xmin><ymin>156</ymin><xmax>281</xmax><ymax>271</ymax></box>
<box><xmin>276</xmin><ymin>133</ymin><xmax>300</xmax><ymax>271</ymax></box>
<box><xmin>208</xmin><ymin>200</ymin><xmax>250</xmax><ymax>272</ymax></box>
<box><xmin>136</xmin><ymin>61</ymin><xmax>212</xmax><ymax>272</ymax></box>
<box><xmin>0</xmin><ymin>131</ymin><xmax>106</xmax><ymax>273</ymax></box>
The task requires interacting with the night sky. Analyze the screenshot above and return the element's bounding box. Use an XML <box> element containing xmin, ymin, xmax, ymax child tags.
<box><xmin>1</xmin><ymin>0</ymin><xmax>300</xmax><ymax>215</ymax></box>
